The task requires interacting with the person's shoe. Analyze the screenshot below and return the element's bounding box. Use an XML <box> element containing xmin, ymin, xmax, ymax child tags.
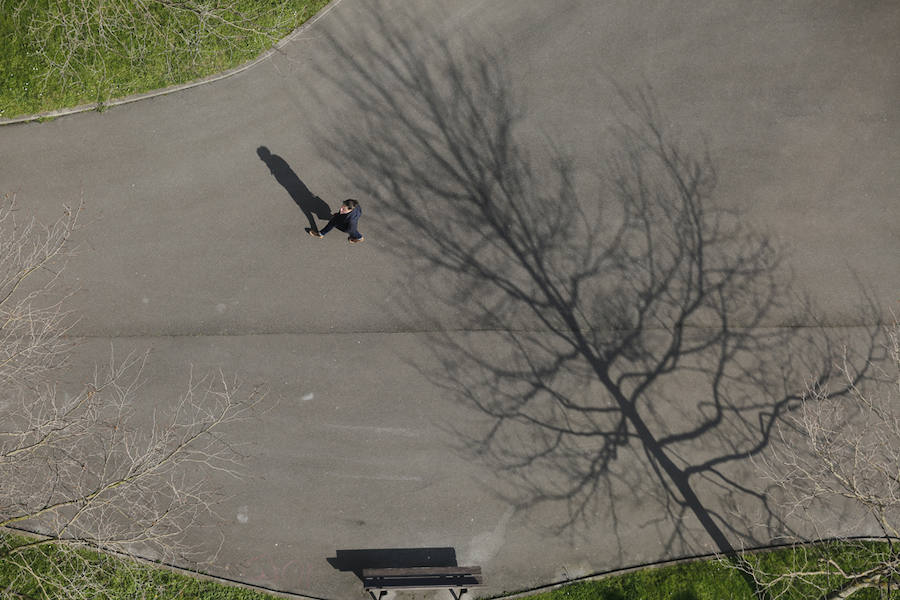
<box><xmin>307</xmin><ymin>228</ymin><xmax>323</xmax><ymax>238</ymax></box>
<box><xmin>349</xmin><ymin>236</ymin><xmax>365</xmax><ymax>244</ymax></box>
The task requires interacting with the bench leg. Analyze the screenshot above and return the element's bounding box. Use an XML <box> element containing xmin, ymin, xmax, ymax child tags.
<box><xmin>449</xmin><ymin>588</ymin><xmax>469</xmax><ymax>600</ymax></box>
<box><xmin>367</xmin><ymin>590</ymin><xmax>388</xmax><ymax>600</ymax></box>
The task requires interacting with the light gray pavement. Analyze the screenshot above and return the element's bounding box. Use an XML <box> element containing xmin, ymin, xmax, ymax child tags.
<box><xmin>2</xmin><ymin>1</ymin><xmax>899</xmax><ymax>598</ymax></box>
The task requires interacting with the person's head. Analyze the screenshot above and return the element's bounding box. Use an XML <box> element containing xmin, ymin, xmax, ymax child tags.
<box><xmin>339</xmin><ymin>198</ymin><xmax>359</xmax><ymax>214</ymax></box>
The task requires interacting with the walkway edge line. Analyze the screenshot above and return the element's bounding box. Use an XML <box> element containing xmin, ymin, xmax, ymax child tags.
<box><xmin>1</xmin><ymin>525</ymin><xmax>329</xmax><ymax>600</ymax></box>
<box><xmin>491</xmin><ymin>536</ymin><xmax>899</xmax><ymax>600</ymax></box>
<box><xmin>0</xmin><ymin>0</ymin><xmax>345</xmax><ymax>127</ymax></box>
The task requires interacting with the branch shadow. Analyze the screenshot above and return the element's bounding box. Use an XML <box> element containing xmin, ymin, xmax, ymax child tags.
<box><xmin>256</xmin><ymin>145</ymin><xmax>331</xmax><ymax>230</ymax></box>
<box><xmin>310</xmin><ymin>1</ymin><xmax>885</xmax><ymax>587</ymax></box>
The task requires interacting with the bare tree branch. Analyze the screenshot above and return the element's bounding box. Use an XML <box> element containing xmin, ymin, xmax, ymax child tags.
<box><xmin>4</xmin><ymin>0</ymin><xmax>296</xmax><ymax>99</ymax></box>
<box><xmin>0</xmin><ymin>194</ymin><xmax>265</xmax><ymax>597</ymax></box>
<box><xmin>738</xmin><ymin>321</ymin><xmax>900</xmax><ymax>599</ymax></box>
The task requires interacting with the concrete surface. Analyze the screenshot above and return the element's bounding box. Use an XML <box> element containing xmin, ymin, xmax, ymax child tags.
<box><xmin>1</xmin><ymin>0</ymin><xmax>898</xmax><ymax>598</ymax></box>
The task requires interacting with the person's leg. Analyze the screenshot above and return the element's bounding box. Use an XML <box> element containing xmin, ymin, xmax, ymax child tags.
<box><xmin>311</xmin><ymin>217</ymin><xmax>339</xmax><ymax>237</ymax></box>
<box><xmin>337</xmin><ymin>222</ymin><xmax>364</xmax><ymax>242</ymax></box>
<box><xmin>347</xmin><ymin>223</ymin><xmax>364</xmax><ymax>243</ymax></box>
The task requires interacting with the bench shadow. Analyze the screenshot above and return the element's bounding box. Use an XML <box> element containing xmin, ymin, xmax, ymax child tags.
<box><xmin>327</xmin><ymin>547</ymin><xmax>458</xmax><ymax>581</ymax></box>
<box><xmin>256</xmin><ymin>145</ymin><xmax>332</xmax><ymax>231</ymax></box>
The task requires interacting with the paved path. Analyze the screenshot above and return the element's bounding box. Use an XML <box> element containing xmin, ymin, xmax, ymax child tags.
<box><xmin>2</xmin><ymin>1</ymin><xmax>898</xmax><ymax>598</ymax></box>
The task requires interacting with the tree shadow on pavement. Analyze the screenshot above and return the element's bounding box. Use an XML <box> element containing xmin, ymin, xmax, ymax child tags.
<box><xmin>256</xmin><ymin>145</ymin><xmax>331</xmax><ymax>231</ymax></box>
<box><xmin>311</xmin><ymin>3</ymin><xmax>884</xmax><ymax>589</ymax></box>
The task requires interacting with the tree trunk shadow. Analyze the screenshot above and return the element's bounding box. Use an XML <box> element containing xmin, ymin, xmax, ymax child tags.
<box><xmin>310</xmin><ymin>4</ymin><xmax>886</xmax><ymax>596</ymax></box>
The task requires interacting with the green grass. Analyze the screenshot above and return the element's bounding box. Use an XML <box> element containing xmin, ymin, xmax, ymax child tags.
<box><xmin>3</xmin><ymin>532</ymin><xmax>896</xmax><ymax>600</ymax></box>
<box><xmin>0</xmin><ymin>0</ymin><xmax>330</xmax><ymax>119</ymax></box>
<box><xmin>0</xmin><ymin>532</ymin><xmax>280</xmax><ymax>600</ymax></box>
<box><xmin>523</xmin><ymin>542</ymin><xmax>898</xmax><ymax>600</ymax></box>
<box><xmin>525</xmin><ymin>560</ymin><xmax>747</xmax><ymax>600</ymax></box>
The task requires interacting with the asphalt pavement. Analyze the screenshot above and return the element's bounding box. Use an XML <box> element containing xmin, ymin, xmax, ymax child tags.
<box><xmin>1</xmin><ymin>1</ymin><xmax>898</xmax><ymax>598</ymax></box>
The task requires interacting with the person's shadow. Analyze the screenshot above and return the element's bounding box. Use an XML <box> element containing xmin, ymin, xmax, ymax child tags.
<box><xmin>257</xmin><ymin>146</ymin><xmax>332</xmax><ymax>231</ymax></box>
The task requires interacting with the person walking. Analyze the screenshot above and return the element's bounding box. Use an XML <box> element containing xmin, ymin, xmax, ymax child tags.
<box><xmin>307</xmin><ymin>199</ymin><xmax>365</xmax><ymax>243</ymax></box>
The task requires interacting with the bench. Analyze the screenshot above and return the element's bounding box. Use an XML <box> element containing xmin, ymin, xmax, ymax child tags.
<box><xmin>362</xmin><ymin>565</ymin><xmax>484</xmax><ymax>599</ymax></box>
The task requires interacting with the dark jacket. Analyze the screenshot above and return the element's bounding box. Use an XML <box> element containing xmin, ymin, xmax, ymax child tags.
<box><xmin>321</xmin><ymin>205</ymin><xmax>362</xmax><ymax>238</ymax></box>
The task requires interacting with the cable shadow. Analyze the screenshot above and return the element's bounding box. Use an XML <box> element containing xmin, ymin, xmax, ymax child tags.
<box><xmin>256</xmin><ymin>145</ymin><xmax>331</xmax><ymax>230</ymax></box>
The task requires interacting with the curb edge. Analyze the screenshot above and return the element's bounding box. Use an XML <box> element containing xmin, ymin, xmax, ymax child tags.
<box><xmin>0</xmin><ymin>0</ymin><xmax>345</xmax><ymax>126</ymax></box>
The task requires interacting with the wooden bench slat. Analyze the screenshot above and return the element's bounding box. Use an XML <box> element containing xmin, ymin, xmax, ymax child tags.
<box><xmin>364</xmin><ymin>578</ymin><xmax>484</xmax><ymax>591</ymax></box>
<box><xmin>365</xmin><ymin>586</ymin><xmax>485</xmax><ymax>592</ymax></box>
<box><xmin>362</xmin><ymin>565</ymin><xmax>484</xmax><ymax>594</ymax></box>
<box><xmin>363</xmin><ymin>566</ymin><xmax>481</xmax><ymax>577</ymax></box>
<box><xmin>364</xmin><ymin>579</ymin><xmax>484</xmax><ymax>590</ymax></box>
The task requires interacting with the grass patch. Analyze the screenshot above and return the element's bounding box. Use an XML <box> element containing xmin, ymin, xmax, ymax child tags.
<box><xmin>0</xmin><ymin>0</ymin><xmax>330</xmax><ymax>119</ymax></box>
<box><xmin>3</xmin><ymin>532</ymin><xmax>895</xmax><ymax>600</ymax></box>
<box><xmin>523</xmin><ymin>542</ymin><xmax>898</xmax><ymax>600</ymax></box>
<box><xmin>0</xmin><ymin>532</ymin><xmax>280</xmax><ymax>600</ymax></box>
<box><xmin>524</xmin><ymin>559</ymin><xmax>747</xmax><ymax>600</ymax></box>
